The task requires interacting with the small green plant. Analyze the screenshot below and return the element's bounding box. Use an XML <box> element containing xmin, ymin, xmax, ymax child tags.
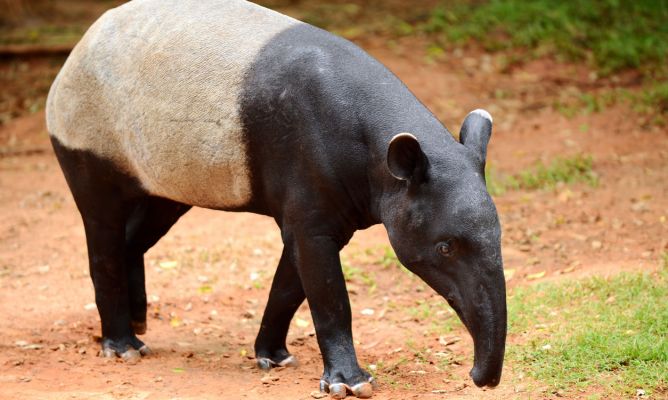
<box><xmin>341</xmin><ymin>260</ymin><xmax>378</xmax><ymax>293</ymax></box>
<box><xmin>487</xmin><ymin>154</ymin><xmax>598</xmax><ymax>194</ymax></box>
<box><xmin>514</xmin><ymin>154</ymin><xmax>599</xmax><ymax>190</ymax></box>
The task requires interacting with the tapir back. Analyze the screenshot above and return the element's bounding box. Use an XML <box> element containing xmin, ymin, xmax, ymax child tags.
<box><xmin>46</xmin><ymin>0</ymin><xmax>299</xmax><ymax>209</ymax></box>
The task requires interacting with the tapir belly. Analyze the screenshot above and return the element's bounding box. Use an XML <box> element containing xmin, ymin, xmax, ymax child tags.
<box><xmin>46</xmin><ymin>0</ymin><xmax>299</xmax><ymax>209</ymax></box>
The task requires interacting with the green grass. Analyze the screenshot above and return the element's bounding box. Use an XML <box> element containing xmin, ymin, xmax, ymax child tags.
<box><xmin>486</xmin><ymin>154</ymin><xmax>598</xmax><ymax>195</ymax></box>
<box><xmin>420</xmin><ymin>0</ymin><xmax>668</xmax><ymax>78</ymax></box>
<box><xmin>553</xmin><ymin>83</ymin><xmax>668</xmax><ymax>123</ymax></box>
<box><xmin>342</xmin><ymin>259</ymin><xmax>378</xmax><ymax>293</ymax></box>
<box><xmin>507</xmin><ymin>263</ymin><xmax>668</xmax><ymax>396</ymax></box>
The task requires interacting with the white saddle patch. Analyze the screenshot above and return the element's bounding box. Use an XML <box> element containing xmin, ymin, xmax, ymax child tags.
<box><xmin>46</xmin><ymin>0</ymin><xmax>299</xmax><ymax>209</ymax></box>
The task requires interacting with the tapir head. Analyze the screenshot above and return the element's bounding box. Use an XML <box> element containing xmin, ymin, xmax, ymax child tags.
<box><xmin>382</xmin><ymin>109</ymin><xmax>506</xmax><ymax>388</ymax></box>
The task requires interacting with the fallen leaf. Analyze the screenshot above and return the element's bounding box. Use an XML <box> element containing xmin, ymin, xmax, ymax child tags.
<box><xmin>295</xmin><ymin>318</ymin><xmax>310</xmax><ymax>328</ymax></box>
<box><xmin>504</xmin><ymin>268</ymin><xmax>516</xmax><ymax>281</ymax></box>
<box><xmin>170</xmin><ymin>317</ymin><xmax>182</xmax><ymax>328</ymax></box>
<box><xmin>198</xmin><ymin>285</ymin><xmax>213</xmax><ymax>294</ymax></box>
<box><xmin>438</xmin><ymin>336</ymin><xmax>461</xmax><ymax>346</ymax></box>
<box><xmin>527</xmin><ymin>271</ymin><xmax>546</xmax><ymax>280</ymax></box>
<box><xmin>172</xmin><ymin>367</ymin><xmax>184</xmax><ymax>373</ymax></box>
<box><xmin>159</xmin><ymin>260</ymin><xmax>178</xmax><ymax>269</ymax></box>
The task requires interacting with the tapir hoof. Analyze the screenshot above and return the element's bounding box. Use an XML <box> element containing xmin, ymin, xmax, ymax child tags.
<box><xmin>320</xmin><ymin>377</ymin><xmax>375</xmax><ymax>399</ymax></box>
<box><xmin>256</xmin><ymin>354</ymin><xmax>299</xmax><ymax>370</ymax></box>
<box><xmin>99</xmin><ymin>336</ymin><xmax>151</xmax><ymax>363</ymax></box>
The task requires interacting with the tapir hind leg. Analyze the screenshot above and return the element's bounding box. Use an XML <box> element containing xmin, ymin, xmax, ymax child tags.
<box><xmin>254</xmin><ymin>245</ymin><xmax>305</xmax><ymax>369</ymax></box>
<box><xmin>125</xmin><ymin>197</ymin><xmax>191</xmax><ymax>336</ymax></box>
<box><xmin>51</xmin><ymin>137</ymin><xmax>150</xmax><ymax>362</ymax></box>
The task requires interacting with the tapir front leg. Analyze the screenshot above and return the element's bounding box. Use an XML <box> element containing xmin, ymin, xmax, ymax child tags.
<box><xmin>255</xmin><ymin>245</ymin><xmax>305</xmax><ymax>369</ymax></box>
<box><xmin>291</xmin><ymin>231</ymin><xmax>374</xmax><ymax>399</ymax></box>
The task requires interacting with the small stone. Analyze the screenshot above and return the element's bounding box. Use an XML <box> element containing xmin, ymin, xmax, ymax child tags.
<box><xmin>454</xmin><ymin>382</ymin><xmax>467</xmax><ymax>391</ymax></box>
<box><xmin>260</xmin><ymin>374</ymin><xmax>278</xmax><ymax>384</ymax></box>
<box><xmin>591</xmin><ymin>240</ymin><xmax>602</xmax><ymax>250</ymax></box>
<box><xmin>310</xmin><ymin>391</ymin><xmax>328</xmax><ymax>399</ymax></box>
<box><xmin>360</xmin><ymin>308</ymin><xmax>375</xmax><ymax>316</ymax></box>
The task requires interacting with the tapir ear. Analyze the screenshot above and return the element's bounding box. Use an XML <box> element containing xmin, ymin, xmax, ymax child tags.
<box><xmin>460</xmin><ymin>109</ymin><xmax>493</xmax><ymax>164</ymax></box>
<box><xmin>387</xmin><ymin>133</ymin><xmax>427</xmax><ymax>182</ymax></box>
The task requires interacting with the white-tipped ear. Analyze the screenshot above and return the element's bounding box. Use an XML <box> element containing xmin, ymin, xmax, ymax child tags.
<box><xmin>460</xmin><ymin>109</ymin><xmax>493</xmax><ymax>164</ymax></box>
<box><xmin>387</xmin><ymin>133</ymin><xmax>426</xmax><ymax>182</ymax></box>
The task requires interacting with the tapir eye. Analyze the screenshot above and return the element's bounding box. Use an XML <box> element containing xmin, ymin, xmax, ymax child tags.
<box><xmin>437</xmin><ymin>240</ymin><xmax>454</xmax><ymax>257</ymax></box>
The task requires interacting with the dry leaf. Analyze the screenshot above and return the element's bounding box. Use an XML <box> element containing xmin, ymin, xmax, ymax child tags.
<box><xmin>159</xmin><ymin>260</ymin><xmax>178</xmax><ymax>269</ymax></box>
<box><xmin>198</xmin><ymin>285</ymin><xmax>213</xmax><ymax>294</ymax></box>
<box><xmin>527</xmin><ymin>271</ymin><xmax>546</xmax><ymax>280</ymax></box>
<box><xmin>504</xmin><ymin>268</ymin><xmax>516</xmax><ymax>281</ymax></box>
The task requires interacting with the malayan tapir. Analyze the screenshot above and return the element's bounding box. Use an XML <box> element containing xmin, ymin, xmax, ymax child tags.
<box><xmin>46</xmin><ymin>0</ymin><xmax>506</xmax><ymax>398</ymax></box>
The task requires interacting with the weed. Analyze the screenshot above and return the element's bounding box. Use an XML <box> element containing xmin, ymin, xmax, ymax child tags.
<box><xmin>341</xmin><ymin>260</ymin><xmax>378</xmax><ymax>293</ymax></box>
<box><xmin>487</xmin><ymin>154</ymin><xmax>598</xmax><ymax>194</ymax></box>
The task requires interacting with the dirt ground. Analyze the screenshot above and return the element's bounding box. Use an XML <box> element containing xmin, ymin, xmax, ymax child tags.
<box><xmin>1</xmin><ymin>10</ymin><xmax>667</xmax><ymax>400</ymax></box>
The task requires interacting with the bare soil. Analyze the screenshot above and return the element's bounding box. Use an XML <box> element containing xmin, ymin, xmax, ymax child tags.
<box><xmin>0</xmin><ymin>28</ymin><xmax>666</xmax><ymax>400</ymax></box>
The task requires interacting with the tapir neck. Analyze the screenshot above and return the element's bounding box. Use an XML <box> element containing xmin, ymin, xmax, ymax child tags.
<box><xmin>350</xmin><ymin>73</ymin><xmax>457</xmax><ymax>225</ymax></box>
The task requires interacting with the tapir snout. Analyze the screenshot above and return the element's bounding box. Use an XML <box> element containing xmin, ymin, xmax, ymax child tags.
<box><xmin>447</xmin><ymin>264</ymin><xmax>506</xmax><ymax>388</ymax></box>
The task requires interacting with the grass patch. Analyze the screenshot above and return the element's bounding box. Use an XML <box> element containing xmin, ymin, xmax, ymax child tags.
<box><xmin>420</xmin><ymin>0</ymin><xmax>668</xmax><ymax>78</ymax></box>
<box><xmin>486</xmin><ymin>154</ymin><xmax>598</xmax><ymax>195</ymax></box>
<box><xmin>507</xmin><ymin>265</ymin><xmax>668</xmax><ymax>396</ymax></box>
<box><xmin>553</xmin><ymin>83</ymin><xmax>668</xmax><ymax>124</ymax></box>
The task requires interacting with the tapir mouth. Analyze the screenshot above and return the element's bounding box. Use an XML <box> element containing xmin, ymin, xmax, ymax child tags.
<box><xmin>470</xmin><ymin>363</ymin><xmax>502</xmax><ymax>387</ymax></box>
